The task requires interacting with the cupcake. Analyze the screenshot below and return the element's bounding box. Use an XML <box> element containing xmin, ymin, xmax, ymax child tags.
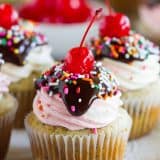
<box><xmin>19</xmin><ymin>0</ymin><xmax>97</xmax><ymax>59</ymax></box>
<box><xmin>0</xmin><ymin>55</ymin><xmax>18</xmax><ymax>159</ymax></box>
<box><xmin>25</xmin><ymin>10</ymin><xmax>132</xmax><ymax>160</ymax></box>
<box><xmin>89</xmin><ymin>9</ymin><xmax>160</xmax><ymax>139</ymax></box>
<box><xmin>0</xmin><ymin>4</ymin><xmax>54</xmax><ymax>128</ymax></box>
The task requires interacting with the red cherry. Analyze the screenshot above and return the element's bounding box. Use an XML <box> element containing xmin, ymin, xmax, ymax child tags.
<box><xmin>19</xmin><ymin>0</ymin><xmax>56</xmax><ymax>23</ymax></box>
<box><xmin>63</xmin><ymin>9</ymin><xmax>102</xmax><ymax>74</ymax></box>
<box><xmin>54</xmin><ymin>0</ymin><xmax>92</xmax><ymax>23</ymax></box>
<box><xmin>20</xmin><ymin>0</ymin><xmax>91</xmax><ymax>23</ymax></box>
<box><xmin>0</xmin><ymin>4</ymin><xmax>19</xmax><ymax>29</ymax></box>
<box><xmin>64</xmin><ymin>47</ymin><xmax>94</xmax><ymax>74</ymax></box>
<box><xmin>99</xmin><ymin>13</ymin><xmax>131</xmax><ymax>38</ymax></box>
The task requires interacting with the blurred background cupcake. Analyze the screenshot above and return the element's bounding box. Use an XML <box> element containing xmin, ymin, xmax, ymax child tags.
<box><xmin>105</xmin><ymin>0</ymin><xmax>160</xmax><ymax>45</ymax></box>
<box><xmin>18</xmin><ymin>0</ymin><xmax>102</xmax><ymax>59</ymax></box>
<box><xmin>1</xmin><ymin>0</ymin><xmax>160</xmax><ymax>45</ymax></box>
<box><xmin>0</xmin><ymin>55</ymin><xmax>17</xmax><ymax>159</ymax></box>
<box><xmin>0</xmin><ymin>4</ymin><xmax>54</xmax><ymax>128</ymax></box>
<box><xmin>89</xmin><ymin>9</ymin><xmax>160</xmax><ymax>139</ymax></box>
<box><xmin>25</xmin><ymin>11</ymin><xmax>132</xmax><ymax>160</ymax></box>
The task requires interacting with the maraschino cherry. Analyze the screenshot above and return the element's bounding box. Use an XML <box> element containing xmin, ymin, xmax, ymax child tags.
<box><xmin>99</xmin><ymin>0</ymin><xmax>131</xmax><ymax>38</ymax></box>
<box><xmin>20</xmin><ymin>0</ymin><xmax>56</xmax><ymax>23</ymax></box>
<box><xmin>54</xmin><ymin>0</ymin><xmax>91</xmax><ymax>23</ymax></box>
<box><xmin>0</xmin><ymin>4</ymin><xmax>19</xmax><ymax>29</ymax></box>
<box><xmin>64</xmin><ymin>8</ymin><xmax>102</xmax><ymax>74</ymax></box>
<box><xmin>20</xmin><ymin>0</ymin><xmax>92</xmax><ymax>24</ymax></box>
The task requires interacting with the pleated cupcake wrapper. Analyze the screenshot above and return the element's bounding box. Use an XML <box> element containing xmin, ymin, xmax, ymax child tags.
<box><xmin>12</xmin><ymin>88</ymin><xmax>35</xmax><ymax>128</ymax></box>
<box><xmin>122</xmin><ymin>89</ymin><xmax>160</xmax><ymax>140</ymax></box>
<box><xmin>0</xmin><ymin>104</ymin><xmax>17</xmax><ymax>160</ymax></box>
<box><xmin>25</xmin><ymin>121</ymin><xmax>131</xmax><ymax>160</ymax></box>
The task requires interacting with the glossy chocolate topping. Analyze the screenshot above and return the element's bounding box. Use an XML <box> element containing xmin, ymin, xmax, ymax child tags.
<box><xmin>90</xmin><ymin>32</ymin><xmax>159</xmax><ymax>63</ymax></box>
<box><xmin>0</xmin><ymin>25</ymin><xmax>47</xmax><ymax>66</ymax></box>
<box><xmin>35</xmin><ymin>62</ymin><xmax>118</xmax><ymax>116</ymax></box>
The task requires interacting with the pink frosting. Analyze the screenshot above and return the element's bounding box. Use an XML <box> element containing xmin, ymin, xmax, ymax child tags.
<box><xmin>33</xmin><ymin>90</ymin><xmax>122</xmax><ymax>130</ymax></box>
<box><xmin>0</xmin><ymin>72</ymin><xmax>10</xmax><ymax>95</ymax></box>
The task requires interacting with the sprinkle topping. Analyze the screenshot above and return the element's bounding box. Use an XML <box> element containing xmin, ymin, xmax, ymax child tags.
<box><xmin>90</xmin><ymin>32</ymin><xmax>160</xmax><ymax>63</ymax></box>
<box><xmin>0</xmin><ymin>25</ymin><xmax>47</xmax><ymax>65</ymax></box>
<box><xmin>35</xmin><ymin>62</ymin><xmax>118</xmax><ymax>116</ymax></box>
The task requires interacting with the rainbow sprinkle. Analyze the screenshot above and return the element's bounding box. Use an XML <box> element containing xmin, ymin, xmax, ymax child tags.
<box><xmin>35</xmin><ymin>62</ymin><xmax>119</xmax><ymax>116</ymax></box>
<box><xmin>0</xmin><ymin>24</ymin><xmax>47</xmax><ymax>65</ymax></box>
<box><xmin>90</xmin><ymin>31</ymin><xmax>160</xmax><ymax>63</ymax></box>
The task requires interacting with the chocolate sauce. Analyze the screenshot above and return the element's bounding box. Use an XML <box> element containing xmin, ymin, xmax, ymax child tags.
<box><xmin>35</xmin><ymin>63</ymin><xmax>118</xmax><ymax>116</ymax></box>
<box><xmin>90</xmin><ymin>33</ymin><xmax>159</xmax><ymax>63</ymax></box>
<box><xmin>59</xmin><ymin>79</ymin><xmax>98</xmax><ymax>116</ymax></box>
<box><xmin>92</xmin><ymin>42</ymin><xmax>143</xmax><ymax>63</ymax></box>
<box><xmin>0</xmin><ymin>25</ymin><xmax>47</xmax><ymax>66</ymax></box>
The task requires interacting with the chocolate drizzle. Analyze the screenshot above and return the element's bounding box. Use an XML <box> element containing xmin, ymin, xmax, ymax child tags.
<box><xmin>35</xmin><ymin>63</ymin><xmax>118</xmax><ymax>116</ymax></box>
<box><xmin>90</xmin><ymin>32</ymin><xmax>160</xmax><ymax>63</ymax></box>
<box><xmin>0</xmin><ymin>25</ymin><xmax>47</xmax><ymax>66</ymax></box>
<box><xmin>59</xmin><ymin>79</ymin><xmax>98</xmax><ymax>116</ymax></box>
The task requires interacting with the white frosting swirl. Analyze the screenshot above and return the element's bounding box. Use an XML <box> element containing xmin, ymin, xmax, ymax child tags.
<box><xmin>33</xmin><ymin>90</ymin><xmax>122</xmax><ymax>130</ymax></box>
<box><xmin>102</xmin><ymin>55</ymin><xmax>160</xmax><ymax>91</ymax></box>
<box><xmin>1</xmin><ymin>45</ymin><xmax>54</xmax><ymax>82</ymax></box>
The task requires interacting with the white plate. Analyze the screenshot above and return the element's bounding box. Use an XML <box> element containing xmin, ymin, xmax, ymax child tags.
<box><xmin>7</xmin><ymin>123</ymin><xmax>160</xmax><ymax>160</ymax></box>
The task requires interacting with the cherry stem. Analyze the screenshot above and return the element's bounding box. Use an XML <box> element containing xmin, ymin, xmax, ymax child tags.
<box><xmin>106</xmin><ymin>0</ymin><xmax>112</xmax><ymax>15</ymax></box>
<box><xmin>79</xmin><ymin>8</ymin><xmax>102</xmax><ymax>48</ymax></box>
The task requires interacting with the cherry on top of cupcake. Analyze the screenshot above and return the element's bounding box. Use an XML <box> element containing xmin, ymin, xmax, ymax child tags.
<box><xmin>99</xmin><ymin>0</ymin><xmax>131</xmax><ymax>38</ymax></box>
<box><xmin>63</xmin><ymin>8</ymin><xmax>101</xmax><ymax>74</ymax></box>
<box><xmin>89</xmin><ymin>0</ymin><xmax>160</xmax><ymax>63</ymax></box>
<box><xmin>19</xmin><ymin>0</ymin><xmax>92</xmax><ymax>24</ymax></box>
<box><xmin>0</xmin><ymin>3</ymin><xmax>47</xmax><ymax>66</ymax></box>
<box><xmin>35</xmin><ymin>9</ymin><xmax>119</xmax><ymax>117</ymax></box>
<box><xmin>0</xmin><ymin>3</ymin><xmax>19</xmax><ymax>29</ymax></box>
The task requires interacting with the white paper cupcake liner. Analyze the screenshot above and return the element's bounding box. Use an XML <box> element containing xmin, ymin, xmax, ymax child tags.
<box><xmin>25</xmin><ymin>109</ymin><xmax>132</xmax><ymax>160</ymax></box>
<box><xmin>0</xmin><ymin>98</ymin><xmax>18</xmax><ymax>159</ymax></box>
<box><xmin>122</xmin><ymin>81</ymin><xmax>160</xmax><ymax>140</ymax></box>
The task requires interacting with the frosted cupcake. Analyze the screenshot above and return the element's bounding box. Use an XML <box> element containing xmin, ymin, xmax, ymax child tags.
<box><xmin>0</xmin><ymin>55</ymin><xmax>17</xmax><ymax>159</ymax></box>
<box><xmin>25</xmin><ymin>57</ymin><xmax>132</xmax><ymax>160</ymax></box>
<box><xmin>25</xmin><ymin>10</ymin><xmax>132</xmax><ymax>160</ymax></box>
<box><xmin>0</xmin><ymin>4</ymin><xmax>54</xmax><ymax>128</ymax></box>
<box><xmin>89</xmin><ymin>11</ymin><xmax>160</xmax><ymax>139</ymax></box>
